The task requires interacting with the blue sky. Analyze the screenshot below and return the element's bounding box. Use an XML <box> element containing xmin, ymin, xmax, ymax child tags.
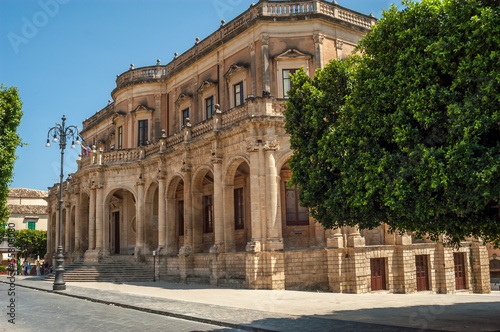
<box><xmin>1</xmin><ymin>0</ymin><xmax>401</xmax><ymax>191</ymax></box>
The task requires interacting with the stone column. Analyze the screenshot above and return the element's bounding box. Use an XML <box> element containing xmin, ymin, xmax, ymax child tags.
<box><xmin>135</xmin><ymin>178</ymin><xmax>145</xmax><ymax>256</ymax></box>
<box><xmin>65</xmin><ymin>202</ymin><xmax>71</xmax><ymax>253</ymax></box>
<box><xmin>88</xmin><ymin>188</ymin><xmax>96</xmax><ymax>250</ymax></box>
<box><xmin>223</xmin><ymin>184</ymin><xmax>235</xmax><ymax>252</ymax></box>
<box><xmin>54</xmin><ymin>207</ymin><xmax>60</xmax><ymax>253</ymax></box>
<box><xmin>314</xmin><ymin>32</ymin><xmax>325</xmax><ymax>69</ymax></box>
<box><xmin>166</xmin><ymin>197</ymin><xmax>177</xmax><ymax>254</ymax></box>
<box><xmin>261</xmin><ymin>34</ymin><xmax>270</xmax><ymax>94</ymax></box>
<box><xmin>211</xmin><ymin>154</ymin><xmax>224</xmax><ymax>253</ymax></box>
<box><xmin>95</xmin><ymin>185</ymin><xmax>104</xmax><ymax>251</ymax></box>
<box><xmin>46</xmin><ymin>208</ymin><xmax>53</xmax><ymax>256</ymax></box>
<box><xmin>336</xmin><ymin>39</ymin><xmax>343</xmax><ymax>60</ymax></box>
<box><xmin>469</xmin><ymin>241</ymin><xmax>492</xmax><ymax>294</ymax></box>
<box><xmin>264</xmin><ymin>139</ymin><xmax>283</xmax><ymax>251</ymax></box>
<box><xmin>179</xmin><ymin>164</ymin><xmax>193</xmax><ymax>255</ymax></box>
<box><xmin>158</xmin><ymin>175</ymin><xmax>167</xmax><ymax>251</ymax></box>
<box><xmin>246</xmin><ymin>140</ymin><xmax>263</xmax><ymax>252</ymax></box>
<box><xmin>249</xmin><ymin>41</ymin><xmax>257</xmax><ymax>96</ymax></box>
<box><xmin>74</xmin><ymin>190</ymin><xmax>81</xmax><ymax>253</ymax></box>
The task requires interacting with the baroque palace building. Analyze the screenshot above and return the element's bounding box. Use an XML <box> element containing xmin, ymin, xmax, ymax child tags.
<box><xmin>46</xmin><ymin>0</ymin><xmax>491</xmax><ymax>293</ymax></box>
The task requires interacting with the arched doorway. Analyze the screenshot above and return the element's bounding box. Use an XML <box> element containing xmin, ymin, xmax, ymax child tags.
<box><xmin>224</xmin><ymin>158</ymin><xmax>251</xmax><ymax>252</ymax></box>
<box><xmin>165</xmin><ymin>176</ymin><xmax>184</xmax><ymax>254</ymax></box>
<box><xmin>105</xmin><ymin>188</ymin><xmax>137</xmax><ymax>255</ymax></box>
<box><xmin>79</xmin><ymin>192</ymin><xmax>90</xmax><ymax>252</ymax></box>
<box><xmin>192</xmin><ymin>167</ymin><xmax>215</xmax><ymax>253</ymax></box>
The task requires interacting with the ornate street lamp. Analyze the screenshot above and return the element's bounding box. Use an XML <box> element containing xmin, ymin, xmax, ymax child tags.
<box><xmin>45</xmin><ymin>115</ymin><xmax>80</xmax><ymax>291</ymax></box>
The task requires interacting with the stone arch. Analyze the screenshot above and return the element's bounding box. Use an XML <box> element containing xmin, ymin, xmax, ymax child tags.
<box><xmin>223</xmin><ymin>157</ymin><xmax>251</xmax><ymax>252</ymax></box>
<box><xmin>191</xmin><ymin>165</ymin><xmax>215</xmax><ymax>253</ymax></box>
<box><xmin>104</xmin><ymin>187</ymin><xmax>137</xmax><ymax>255</ymax></box>
<box><xmin>144</xmin><ymin>181</ymin><xmax>159</xmax><ymax>253</ymax></box>
<box><xmin>166</xmin><ymin>174</ymin><xmax>185</xmax><ymax>254</ymax></box>
<box><xmin>276</xmin><ymin>150</ymin><xmax>293</xmax><ymax>173</ymax></box>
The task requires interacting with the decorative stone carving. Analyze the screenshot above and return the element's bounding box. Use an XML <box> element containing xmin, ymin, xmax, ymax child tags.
<box><xmin>263</xmin><ymin>140</ymin><xmax>279</xmax><ymax>151</ymax></box>
<box><xmin>313</xmin><ymin>32</ymin><xmax>325</xmax><ymax>45</ymax></box>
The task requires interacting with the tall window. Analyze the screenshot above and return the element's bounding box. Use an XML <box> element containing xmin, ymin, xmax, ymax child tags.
<box><xmin>283</xmin><ymin>69</ymin><xmax>298</xmax><ymax>98</ymax></box>
<box><xmin>203</xmin><ymin>195</ymin><xmax>213</xmax><ymax>233</ymax></box>
<box><xmin>234</xmin><ymin>188</ymin><xmax>244</xmax><ymax>230</ymax></box>
<box><xmin>138</xmin><ymin>120</ymin><xmax>148</xmax><ymax>146</ymax></box>
<box><xmin>205</xmin><ymin>96</ymin><xmax>214</xmax><ymax>120</ymax></box>
<box><xmin>182</xmin><ymin>108</ymin><xmax>190</xmax><ymax>128</ymax></box>
<box><xmin>178</xmin><ymin>200</ymin><xmax>184</xmax><ymax>236</ymax></box>
<box><xmin>234</xmin><ymin>82</ymin><xmax>244</xmax><ymax>107</ymax></box>
<box><xmin>117</xmin><ymin>126</ymin><xmax>123</xmax><ymax>150</ymax></box>
<box><xmin>285</xmin><ymin>182</ymin><xmax>309</xmax><ymax>225</ymax></box>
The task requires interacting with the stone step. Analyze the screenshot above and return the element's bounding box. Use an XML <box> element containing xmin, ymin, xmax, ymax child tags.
<box><xmin>43</xmin><ymin>257</ymin><xmax>155</xmax><ymax>282</ymax></box>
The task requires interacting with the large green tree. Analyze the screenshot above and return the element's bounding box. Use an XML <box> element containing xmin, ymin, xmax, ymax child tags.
<box><xmin>16</xmin><ymin>230</ymin><xmax>47</xmax><ymax>259</ymax></box>
<box><xmin>285</xmin><ymin>0</ymin><xmax>500</xmax><ymax>247</ymax></box>
<box><xmin>0</xmin><ymin>84</ymin><xmax>23</xmax><ymax>226</ymax></box>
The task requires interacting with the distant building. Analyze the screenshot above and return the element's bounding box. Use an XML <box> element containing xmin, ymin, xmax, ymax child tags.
<box><xmin>46</xmin><ymin>0</ymin><xmax>491</xmax><ymax>294</ymax></box>
<box><xmin>6</xmin><ymin>188</ymin><xmax>48</xmax><ymax>231</ymax></box>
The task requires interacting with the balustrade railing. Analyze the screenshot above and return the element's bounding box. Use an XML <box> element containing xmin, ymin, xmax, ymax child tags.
<box><xmin>113</xmin><ymin>1</ymin><xmax>375</xmax><ymax>90</ymax></box>
<box><xmin>80</xmin><ymin>98</ymin><xmax>286</xmax><ymax>168</ymax></box>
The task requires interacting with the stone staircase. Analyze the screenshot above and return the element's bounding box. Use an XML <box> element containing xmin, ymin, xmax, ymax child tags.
<box><xmin>44</xmin><ymin>256</ymin><xmax>154</xmax><ymax>282</ymax></box>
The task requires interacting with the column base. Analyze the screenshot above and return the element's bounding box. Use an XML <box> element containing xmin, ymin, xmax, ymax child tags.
<box><xmin>264</xmin><ymin>237</ymin><xmax>284</xmax><ymax>251</ymax></box>
<box><xmin>347</xmin><ymin>235</ymin><xmax>366</xmax><ymax>247</ymax></box>
<box><xmin>327</xmin><ymin>235</ymin><xmax>344</xmax><ymax>248</ymax></box>
<box><xmin>246</xmin><ymin>240</ymin><xmax>263</xmax><ymax>252</ymax></box>
<box><xmin>209</xmin><ymin>242</ymin><xmax>224</xmax><ymax>254</ymax></box>
<box><xmin>179</xmin><ymin>244</ymin><xmax>193</xmax><ymax>256</ymax></box>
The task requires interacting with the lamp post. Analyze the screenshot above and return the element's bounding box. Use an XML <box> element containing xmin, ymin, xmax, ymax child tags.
<box><xmin>46</xmin><ymin>115</ymin><xmax>80</xmax><ymax>291</ymax></box>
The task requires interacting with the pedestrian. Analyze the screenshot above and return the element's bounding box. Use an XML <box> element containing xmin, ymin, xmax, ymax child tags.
<box><xmin>41</xmin><ymin>262</ymin><xmax>45</xmax><ymax>275</ymax></box>
<box><xmin>27</xmin><ymin>262</ymin><xmax>31</xmax><ymax>275</ymax></box>
<box><xmin>36</xmin><ymin>260</ymin><xmax>41</xmax><ymax>276</ymax></box>
<box><xmin>17</xmin><ymin>259</ymin><xmax>21</xmax><ymax>275</ymax></box>
<box><xmin>44</xmin><ymin>262</ymin><xmax>49</xmax><ymax>275</ymax></box>
<box><xmin>22</xmin><ymin>260</ymin><xmax>27</xmax><ymax>276</ymax></box>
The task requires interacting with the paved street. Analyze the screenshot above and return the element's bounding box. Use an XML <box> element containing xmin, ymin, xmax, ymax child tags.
<box><xmin>0</xmin><ymin>283</ymin><xmax>244</xmax><ymax>332</ymax></box>
<box><xmin>1</xmin><ymin>276</ymin><xmax>500</xmax><ymax>331</ymax></box>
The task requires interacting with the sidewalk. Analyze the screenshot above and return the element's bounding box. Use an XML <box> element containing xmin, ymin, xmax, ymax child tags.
<box><xmin>4</xmin><ymin>275</ymin><xmax>500</xmax><ymax>332</ymax></box>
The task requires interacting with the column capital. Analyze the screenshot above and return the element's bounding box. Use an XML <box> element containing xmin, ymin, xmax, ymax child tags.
<box><xmin>246</xmin><ymin>139</ymin><xmax>260</xmax><ymax>152</ymax></box>
<box><xmin>260</xmin><ymin>34</ymin><xmax>269</xmax><ymax>46</ymax></box>
<box><xmin>211</xmin><ymin>150</ymin><xmax>223</xmax><ymax>164</ymax></box>
<box><xmin>336</xmin><ymin>39</ymin><xmax>344</xmax><ymax>50</ymax></box>
<box><xmin>263</xmin><ymin>140</ymin><xmax>279</xmax><ymax>151</ymax></box>
<box><xmin>181</xmin><ymin>161</ymin><xmax>192</xmax><ymax>173</ymax></box>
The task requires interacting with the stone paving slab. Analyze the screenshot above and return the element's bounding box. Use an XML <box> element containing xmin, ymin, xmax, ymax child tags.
<box><xmin>3</xmin><ymin>276</ymin><xmax>500</xmax><ymax>332</ymax></box>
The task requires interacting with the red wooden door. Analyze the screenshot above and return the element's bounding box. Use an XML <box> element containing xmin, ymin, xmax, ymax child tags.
<box><xmin>415</xmin><ymin>255</ymin><xmax>429</xmax><ymax>291</ymax></box>
<box><xmin>454</xmin><ymin>253</ymin><xmax>466</xmax><ymax>290</ymax></box>
<box><xmin>370</xmin><ymin>258</ymin><xmax>386</xmax><ymax>291</ymax></box>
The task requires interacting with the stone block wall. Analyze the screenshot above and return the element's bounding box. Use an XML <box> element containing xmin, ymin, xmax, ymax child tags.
<box><xmin>284</xmin><ymin>249</ymin><xmax>329</xmax><ymax>291</ymax></box>
<box><xmin>154</xmin><ymin>241</ymin><xmax>490</xmax><ymax>294</ymax></box>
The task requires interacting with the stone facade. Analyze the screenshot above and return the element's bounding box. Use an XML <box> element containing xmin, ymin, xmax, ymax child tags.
<box><xmin>6</xmin><ymin>188</ymin><xmax>48</xmax><ymax>231</ymax></box>
<box><xmin>45</xmin><ymin>0</ymin><xmax>490</xmax><ymax>294</ymax></box>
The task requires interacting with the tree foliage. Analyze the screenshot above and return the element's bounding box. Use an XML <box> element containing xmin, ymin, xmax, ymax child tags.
<box><xmin>0</xmin><ymin>84</ymin><xmax>23</xmax><ymax>225</ymax></box>
<box><xmin>285</xmin><ymin>0</ymin><xmax>500</xmax><ymax>247</ymax></box>
<box><xmin>15</xmin><ymin>230</ymin><xmax>47</xmax><ymax>259</ymax></box>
